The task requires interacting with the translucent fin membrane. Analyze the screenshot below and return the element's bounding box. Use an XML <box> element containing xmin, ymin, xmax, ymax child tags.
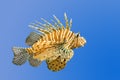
<box><xmin>26</xmin><ymin>32</ymin><xmax>41</xmax><ymax>46</ymax></box>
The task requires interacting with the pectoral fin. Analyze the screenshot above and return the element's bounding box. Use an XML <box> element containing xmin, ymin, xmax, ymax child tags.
<box><xmin>46</xmin><ymin>56</ymin><xmax>66</xmax><ymax>72</ymax></box>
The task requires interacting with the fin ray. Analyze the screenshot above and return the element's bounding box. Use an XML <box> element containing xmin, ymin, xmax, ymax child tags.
<box><xmin>26</xmin><ymin>32</ymin><xmax>41</xmax><ymax>46</ymax></box>
<box><xmin>53</xmin><ymin>15</ymin><xmax>64</xmax><ymax>28</ymax></box>
<box><xmin>29</xmin><ymin>55</ymin><xmax>41</xmax><ymax>67</ymax></box>
<box><xmin>12</xmin><ymin>47</ymin><xmax>29</xmax><ymax>65</ymax></box>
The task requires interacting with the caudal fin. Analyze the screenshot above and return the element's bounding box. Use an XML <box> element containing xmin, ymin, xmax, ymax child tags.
<box><xmin>12</xmin><ymin>47</ymin><xmax>29</xmax><ymax>65</ymax></box>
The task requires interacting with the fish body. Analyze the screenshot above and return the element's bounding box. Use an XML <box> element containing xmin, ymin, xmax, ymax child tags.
<box><xmin>12</xmin><ymin>13</ymin><xmax>86</xmax><ymax>71</ymax></box>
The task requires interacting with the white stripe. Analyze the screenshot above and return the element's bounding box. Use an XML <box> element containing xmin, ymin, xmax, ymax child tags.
<box><xmin>66</xmin><ymin>33</ymin><xmax>74</xmax><ymax>48</ymax></box>
<box><xmin>67</xmin><ymin>31</ymin><xmax>72</xmax><ymax>41</ymax></box>
<box><xmin>66</xmin><ymin>30</ymin><xmax>71</xmax><ymax>41</ymax></box>
<box><xmin>56</xmin><ymin>30</ymin><xmax>59</xmax><ymax>42</ymax></box>
<box><xmin>49</xmin><ymin>33</ymin><xmax>52</xmax><ymax>41</ymax></box>
<box><xmin>52</xmin><ymin>31</ymin><xmax>55</xmax><ymax>41</ymax></box>
<box><xmin>42</xmin><ymin>35</ymin><xmax>45</xmax><ymax>41</ymax></box>
<box><xmin>45</xmin><ymin>34</ymin><xmax>48</xmax><ymax>41</ymax></box>
<box><xmin>60</xmin><ymin>29</ymin><xmax>63</xmax><ymax>41</ymax></box>
<box><xmin>62</xmin><ymin>29</ymin><xmax>67</xmax><ymax>40</ymax></box>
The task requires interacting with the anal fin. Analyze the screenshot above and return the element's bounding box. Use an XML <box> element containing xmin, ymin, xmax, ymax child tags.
<box><xmin>29</xmin><ymin>55</ymin><xmax>41</xmax><ymax>67</ymax></box>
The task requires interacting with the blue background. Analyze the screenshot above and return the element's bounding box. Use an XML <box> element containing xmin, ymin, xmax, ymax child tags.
<box><xmin>0</xmin><ymin>0</ymin><xmax>120</xmax><ymax>80</ymax></box>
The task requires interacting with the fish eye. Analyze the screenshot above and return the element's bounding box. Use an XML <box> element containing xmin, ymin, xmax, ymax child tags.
<box><xmin>76</xmin><ymin>33</ymin><xmax>80</xmax><ymax>37</ymax></box>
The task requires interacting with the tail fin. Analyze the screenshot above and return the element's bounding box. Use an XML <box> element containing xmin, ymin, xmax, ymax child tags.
<box><xmin>12</xmin><ymin>47</ymin><xmax>29</xmax><ymax>65</ymax></box>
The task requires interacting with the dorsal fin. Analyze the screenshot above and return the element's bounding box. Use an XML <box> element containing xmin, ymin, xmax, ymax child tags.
<box><xmin>51</xmin><ymin>19</ymin><xmax>61</xmax><ymax>30</ymax></box>
<box><xmin>69</xmin><ymin>19</ymin><xmax>72</xmax><ymax>29</ymax></box>
<box><xmin>41</xmin><ymin>18</ymin><xmax>56</xmax><ymax>31</ymax></box>
<box><xmin>26</xmin><ymin>32</ymin><xmax>41</xmax><ymax>46</ymax></box>
<box><xmin>28</xmin><ymin>13</ymin><xmax>72</xmax><ymax>36</ymax></box>
<box><xmin>53</xmin><ymin>15</ymin><xmax>64</xmax><ymax>29</ymax></box>
<box><xmin>29</xmin><ymin>24</ymin><xmax>50</xmax><ymax>34</ymax></box>
<box><xmin>64</xmin><ymin>13</ymin><xmax>72</xmax><ymax>30</ymax></box>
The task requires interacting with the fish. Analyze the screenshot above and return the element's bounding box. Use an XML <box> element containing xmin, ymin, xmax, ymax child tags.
<box><xmin>12</xmin><ymin>13</ymin><xmax>86</xmax><ymax>71</ymax></box>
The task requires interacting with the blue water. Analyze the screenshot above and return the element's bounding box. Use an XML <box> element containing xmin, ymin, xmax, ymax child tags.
<box><xmin>0</xmin><ymin>0</ymin><xmax>120</xmax><ymax>80</ymax></box>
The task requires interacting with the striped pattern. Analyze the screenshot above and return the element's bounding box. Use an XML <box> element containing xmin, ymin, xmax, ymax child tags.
<box><xmin>13</xmin><ymin>13</ymin><xmax>86</xmax><ymax>72</ymax></box>
<box><xmin>26</xmin><ymin>28</ymin><xmax>75</xmax><ymax>55</ymax></box>
<box><xmin>26</xmin><ymin>13</ymin><xmax>86</xmax><ymax>62</ymax></box>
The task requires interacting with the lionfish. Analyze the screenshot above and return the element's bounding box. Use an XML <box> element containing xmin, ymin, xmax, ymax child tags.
<box><xmin>12</xmin><ymin>13</ymin><xmax>86</xmax><ymax>72</ymax></box>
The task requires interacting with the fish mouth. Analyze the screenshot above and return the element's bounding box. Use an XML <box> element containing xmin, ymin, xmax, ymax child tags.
<box><xmin>80</xmin><ymin>37</ymin><xmax>86</xmax><ymax>47</ymax></box>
